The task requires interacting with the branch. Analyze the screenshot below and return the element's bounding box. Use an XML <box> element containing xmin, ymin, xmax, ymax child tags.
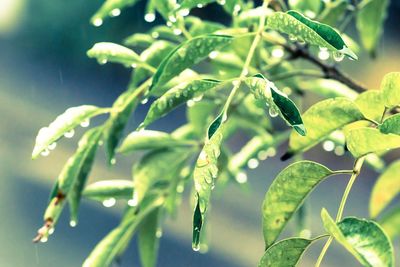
<box><xmin>288</xmin><ymin>44</ymin><xmax>368</xmax><ymax>93</ymax></box>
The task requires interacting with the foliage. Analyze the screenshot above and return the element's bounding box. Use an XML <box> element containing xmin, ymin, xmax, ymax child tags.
<box><xmin>31</xmin><ymin>0</ymin><xmax>399</xmax><ymax>266</ymax></box>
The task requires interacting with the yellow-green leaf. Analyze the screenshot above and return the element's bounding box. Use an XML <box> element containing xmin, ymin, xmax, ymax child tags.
<box><xmin>355</xmin><ymin>90</ymin><xmax>384</xmax><ymax>122</ymax></box>
<box><xmin>138</xmin><ymin>208</ymin><xmax>160</xmax><ymax>267</ymax></box>
<box><xmin>370</xmin><ymin>160</ymin><xmax>400</xmax><ymax>218</ymax></box>
<box><xmin>83</xmin><ymin>180</ymin><xmax>134</xmax><ymax>201</ymax></box>
<box><xmin>262</xmin><ymin>161</ymin><xmax>333</xmax><ymax>247</ymax></box>
<box><xmin>87</xmin><ymin>42</ymin><xmax>141</xmax><ymax>67</ymax></box>
<box><xmin>90</xmin><ymin>0</ymin><xmax>140</xmax><ymax>26</ymax></box>
<box><xmin>381</xmin><ymin>72</ymin><xmax>400</xmax><ymax>108</ymax></box>
<box><xmin>379</xmin><ymin>114</ymin><xmax>400</xmax><ymax>134</ymax></box>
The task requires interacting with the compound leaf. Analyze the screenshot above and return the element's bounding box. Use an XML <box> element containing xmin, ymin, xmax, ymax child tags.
<box><xmin>370</xmin><ymin>160</ymin><xmax>400</xmax><ymax>218</ymax></box>
<box><xmin>262</xmin><ymin>161</ymin><xmax>333</xmax><ymax>247</ymax></box>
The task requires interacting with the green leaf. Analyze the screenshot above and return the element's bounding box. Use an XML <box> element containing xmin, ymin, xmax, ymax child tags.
<box><xmin>321</xmin><ymin>209</ymin><xmax>394</xmax><ymax>267</ymax></box>
<box><xmin>266</xmin><ymin>10</ymin><xmax>357</xmax><ymax>59</ymax></box>
<box><xmin>262</xmin><ymin>161</ymin><xmax>333</xmax><ymax>247</ymax></box>
<box><xmin>133</xmin><ymin>148</ymin><xmax>192</xmax><ymax>206</ymax></box>
<box><xmin>83</xmin><ymin>193</ymin><xmax>164</xmax><ymax>267</ymax></box>
<box><xmin>90</xmin><ymin>0</ymin><xmax>140</xmax><ymax>26</ymax></box>
<box><xmin>356</xmin><ymin>0</ymin><xmax>389</xmax><ymax>55</ymax></box>
<box><xmin>381</xmin><ymin>72</ymin><xmax>400</xmax><ymax>108</ymax></box>
<box><xmin>284</xmin><ymin>98</ymin><xmax>364</xmax><ymax>159</ymax></box>
<box><xmin>150</xmin><ymin>34</ymin><xmax>233</xmax><ymax>91</ymax></box>
<box><xmin>187</xmin><ymin>100</ymin><xmax>216</xmax><ymax>137</ymax></box>
<box><xmin>355</xmin><ymin>90</ymin><xmax>384</xmax><ymax>122</ymax></box>
<box><xmin>103</xmin><ymin>86</ymin><xmax>146</xmax><ymax>163</ymax></box>
<box><xmin>346</xmin><ymin>127</ymin><xmax>400</xmax><ymax>158</ymax></box>
<box><xmin>142</xmin><ymin>79</ymin><xmax>221</xmax><ymax>127</ymax></box>
<box><xmin>246</xmin><ymin>74</ymin><xmax>306</xmax><ymax>136</ymax></box>
<box><xmin>124</xmin><ymin>33</ymin><xmax>155</xmax><ymax>48</ymax></box>
<box><xmin>68</xmin><ymin>128</ymin><xmax>102</xmax><ymax>224</ymax></box>
<box><xmin>370</xmin><ymin>160</ymin><xmax>400</xmax><ymax>218</ymax></box>
<box><xmin>192</xmin><ymin>118</ymin><xmax>225</xmax><ymax>249</ymax></box>
<box><xmin>87</xmin><ymin>42</ymin><xmax>141</xmax><ymax>67</ymax></box>
<box><xmin>32</xmin><ymin>105</ymin><xmax>107</xmax><ymax>159</ymax></box>
<box><xmin>258</xmin><ymin>237</ymin><xmax>322</xmax><ymax>267</ymax></box>
<box><xmin>118</xmin><ymin>130</ymin><xmax>194</xmax><ymax>154</ymax></box>
<box><xmin>176</xmin><ymin>0</ymin><xmax>216</xmax><ymax>11</ymax></box>
<box><xmin>379</xmin><ymin>114</ymin><xmax>400</xmax><ymax>134</ymax></box>
<box><xmin>380</xmin><ymin>207</ymin><xmax>400</xmax><ymax>240</ymax></box>
<box><xmin>188</xmin><ymin>19</ymin><xmax>225</xmax><ymax>37</ymax></box>
<box><xmin>138</xmin><ymin>208</ymin><xmax>160</xmax><ymax>267</ymax></box>
<box><xmin>319</xmin><ymin>0</ymin><xmax>348</xmax><ymax>26</ymax></box>
<box><xmin>83</xmin><ymin>180</ymin><xmax>134</xmax><ymax>201</ymax></box>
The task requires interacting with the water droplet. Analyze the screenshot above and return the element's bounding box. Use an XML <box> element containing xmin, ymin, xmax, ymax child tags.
<box><xmin>166</xmin><ymin>21</ymin><xmax>172</xmax><ymax>27</ymax></box>
<box><xmin>98</xmin><ymin>58</ymin><xmax>108</xmax><ymax>65</ymax></box>
<box><xmin>297</xmin><ymin>38</ymin><xmax>306</xmax><ymax>45</ymax></box>
<box><xmin>141</xmin><ymin>98</ymin><xmax>148</xmax><ymax>105</ymax></box>
<box><xmin>48</xmin><ymin>142</ymin><xmax>57</xmax><ymax>150</ymax></box>
<box><xmin>64</xmin><ymin>129</ymin><xmax>75</xmax><ymax>138</ymax></box>
<box><xmin>187</xmin><ymin>100</ymin><xmax>195</xmax><ymax>107</ymax></box>
<box><xmin>151</xmin><ymin>31</ymin><xmax>159</xmax><ymax>38</ymax></box>
<box><xmin>193</xmin><ymin>94</ymin><xmax>203</xmax><ymax>102</ymax></box>
<box><xmin>168</xmin><ymin>15</ymin><xmax>177</xmax><ymax>23</ymax></box>
<box><xmin>192</xmin><ymin>243</ymin><xmax>200</xmax><ymax>251</ymax></box>
<box><xmin>128</xmin><ymin>191</ymin><xmax>139</xmax><ymax>207</ymax></box>
<box><xmin>178</xmin><ymin>8</ymin><xmax>190</xmax><ymax>17</ymax></box>
<box><xmin>196</xmin><ymin>151</ymin><xmax>208</xmax><ymax>167</ymax></box>
<box><xmin>131</xmin><ymin>63</ymin><xmax>137</xmax><ymax>68</ymax></box>
<box><xmin>236</xmin><ymin>171</ymin><xmax>248</xmax><ymax>184</ymax></box>
<box><xmin>247</xmin><ymin>158</ymin><xmax>259</xmax><ymax>169</ymax></box>
<box><xmin>40</xmin><ymin>237</ymin><xmax>48</xmax><ymax>243</ymax></box>
<box><xmin>110</xmin><ymin>158</ymin><xmax>117</xmax><ymax>165</ymax></box>
<box><xmin>257</xmin><ymin>150</ymin><xmax>268</xmax><ymax>161</ymax></box>
<box><xmin>110</xmin><ymin>8</ymin><xmax>121</xmax><ymax>17</ymax></box>
<box><xmin>197</xmin><ymin>3</ymin><xmax>204</xmax><ymax>8</ymax></box>
<box><xmin>144</xmin><ymin>13</ymin><xmax>155</xmax><ymax>22</ymax></box>
<box><xmin>289</xmin><ymin>35</ymin><xmax>297</xmax><ymax>41</ymax></box>
<box><xmin>271</xmin><ymin>47</ymin><xmax>284</xmax><ymax>58</ymax></box>
<box><xmin>93</xmin><ymin>18</ymin><xmax>103</xmax><ymax>27</ymax></box>
<box><xmin>41</xmin><ymin>149</ymin><xmax>50</xmax><ymax>157</ymax></box>
<box><xmin>217</xmin><ymin>0</ymin><xmax>226</xmax><ymax>5</ymax></box>
<box><xmin>233</xmin><ymin>4</ymin><xmax>241</xmax><ymax>15</ymax></box>
<box><xmin>70</xmin><ymin>220</ymin><xmax>77</xmax><ymax>227</ymax></box>
<box><xmin>80</xmin><ymin>119</ymin><xmax>90</xmax><ymax>128</ymax></box>
<box><xmin>173</xmin><ymin>28</ymin><xmax>182</xmax><ymax>35</ymax></box>
<box><xmin>323</xmin><ymin>140</ymin><xmax>335</xmax><ymax>152</ymax></box>
<box><xmin>156</xmin><ymin>228</ymin><xmax>163</xmax><ymax>238</ymax></box>
<box><xmin>269</xmin><ymin>107</ymin><xmax>279</xmax><ymax>117</ymax></box>
<box><xmin>176</xmin><ymin>183</ymin><xmax>184</xmax><ymax>193</ymax></box>
<box><xmin>334</xmin><ymin>146</ymin><xmax>345</xmax><ymax>156</ymax></box>
<box><xmin>267</xmin><ymin>147</ymin><xmax>276</xmax><ymax>157</ymax></box>
<box><xmin>209</xmin><ymin>51</ymin><xmax>218</xmax><ymax>59</ymax></box>
<box><xmin>333</xmin><ymin>51</ymin><xmax>344</xmax><ymax>62</ymax></box>
<box><xmin>98</xmin><ymin>140</ymin><xmax>104</xmax><ymax>146</ymax></box>
<box><xmin>318</xmin><ymin>49</ymin><xmax>330</xmax><ymax>61</ymax></box>
<box><xmin>48</xmin><ymin>227</ymin><xmax>55</xmax><ymax>235</ymax></box>
<box><xmin>102</xmin><ymin>198</ymin><xmax>116</xmax><ymax>208</ymax></box>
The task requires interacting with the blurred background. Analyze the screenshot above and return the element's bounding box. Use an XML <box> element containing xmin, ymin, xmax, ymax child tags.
<box><xmin>0</xmin><ymin>0</ymin><xmax>399</xmax><ymax>266</ymax></box>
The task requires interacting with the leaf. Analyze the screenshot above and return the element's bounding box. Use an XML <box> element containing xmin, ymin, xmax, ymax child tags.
<box><xmin>381</xmin><ymin>72</ymin><xmax>400</xmax><ymax>108</ymax></box>
<box><xmin>379</xmin><ymin>114</ymin><xmax>400</xmax><ymax>134</ymax></box>
<box><xmin>187</xmin><ymin>100</ymin><xmax>216</xmax><ymax>137</ymax></box>
<box><xmin>346</xmin><ymin>127</ymin><xmax>400</xmax><ymax>158</ymax></box>
<box><xmin>150</xmin><ymin>34</ymin><xmax>233</xmax><ymax>91</ymax></box>
<box><xmin>83</xmin><ymin>180</ymin><xmax>134</xmax><ymax>201</ymax></box>
<box><xmin>87</xmin><ymin>42</ymin><xmax>141</xmax><ymax>67</ymax></box>
<box><xmin>68</xmin><ymin>128</ymin><xmax>102</xmax><ymax>223</ymax></box>
<box><xmin>258</xmin><ymin>237</ymin><xmax>322</xmax><ymax>267</ymax></box>
<box><xmin>369</xmin><ymin>160</ymin><xmax>400</xmax><ymax>218</ymax></box>
<box><xmin>176</xmin><ymin>0</ymin><xmax>216</xmax><ymax>11</ymax></box>
<box><xmin>355</xmin><ymin>90</ymin><xmax>384</xmax><ymax>122</ymax></box>
<box><xmin>124</xmin><ymin>33</ymin><xmax>155</xmax><ymax>48</ymax></box>
<box><xmin>90</xmin><ymin>0</ymin><xmax>140</xmax><ymax>26</ymax></box>
<box><xmin>319</xmin><ymin>0</ymin><xmax>348</xmax><ymax>26</ymax></box>
<box><xmin>118</xmin><ymin>130</ymin><xmax>194</xmax><ymax>154</ymax></box>
<box><xmin>188</xmin><ymin>19</ymin><xmax>225</xmax><ymax>37</ymax></box>
<box><xmin>83</xmin><ymin>193</ymin><xmax>164</xmax><ymax>267</ymax></box>
<box><xmin>192</xmin><ymin>118</ymin><xmax>225</xmax><ymax>249</ymax></box>
<box><xmin>356</xmin><ymin>0</ymin><xmax>389</xmax><ymax>55</ymax></box>
<box><xmin>266</xmin><ymin>10</ymin><xmax>357</xmax><ymax>59</ymax></box>
<box><xmin>284</xmin><ymin>98</ymin><xmax>365</xmax><ymax>159</ymax></box>
<box><xmin>262</xmin><ymin>161</ymin><xmax>333</xmax><ymax>247</ymax></box>
<box><xmin>246</xmin><ymin>74</ymin><xmax>306</xmax><ymax>136</ymax></box>
<box><xmin>103</xmin><ymin>86</ymin><xmax>145</xmax><ymax>163</ymax></box>
<box><xmin>138</xmin><ymin>208</ymin><xmax>160</xmax><ymax>267</ymax></box>
<box><xmin>142</xmin><ymin>79</ymin><xmax>221</xmax><ymax>127</ymax></box>
<box><xmin>133</xmin><ymin>148</ymin><xmax>192</xmax><ymax>206</ymax></box>
<box><xmin>32</xmin><ymin>105</ymin><xmax>107</xmax><ymax>159</ymax></box>
<box><xmin>321</xmin><ymin>209</ymin><xmax>394</xmax><ymax>267</ymax></box>
<box><xmin>380</xmin><ymin>207</ymin><xmax>400</xmax><ymax>240</ymax></box>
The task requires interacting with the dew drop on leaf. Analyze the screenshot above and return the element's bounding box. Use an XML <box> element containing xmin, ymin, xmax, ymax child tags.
<box><xmin>173</xmin><ymin>28</ymin><xmax>182</xmax><ymax>35</ymax></box>
<box><xmin>48</xmin><ymin>142</ymin><xmax>57</xmax><ymax>150</ymax></box>
<box><xmin>323</xmin><ymin>140</ymin><xmax>335</xmax><ymax>152</ymax></box>
<box><xmin>41</xmin><ymin>148</ymin><xmax>50</xmax><ymax>157</ymax></box>
<box><xmin>217</xmin><ymin>0</ymin><xmax>226</xmax><ymax>5</ymax></box>
<box><xmin>247</xmin><ymin>158</ymin><xmax>259</xmax><ymax>169</ymax></box>
<box><xmin>178</xmin><ymin>8</ymin><xmax>190</xmax><ymax>17</ymax></box>
<box><xmin>271</xmin><ymin>47</ymin><xmax>284</xmax><ymax>58</ymax></box>
<box><xmin>93</xmin><ymin>18</ymin><xmax>103</xmax><ymax>27</ymax></box>
<box><xmin>141</xmin><ymin>98</ymin><xmax>148</xmax><ymax>105</ymax></box>
<box><xmin>156</xmin><ymin>228</ymin><xmax>163</xmax><ymax>238</ymax></box>
<box><xmin>268</xmin><ymin>106</ymin><xmax>279</xmax><ymax>118</ymax></box>
<box><xmin>236</xmin><ymin>171</ymin><xmax>248</xmax><ymax>184</ymax></box>
<box><xmin>144</xmin><ymin>13</ymin><xmax>155</xmax><ymax>22</ymax></box>
<box><xmin>289</xmin><ymin>34</ymin><xmax>297</xmax><ymax>42</ymax></box>
<box><xmin>40</xmin><ymin>237</ymin><xmax>48</xmax><ymax>243</ymax></box>
<box><xmin>333</xmin><ymin>51</ymin><xmax>345</xmax><ymax>62</ymax></box>
<box><xmin>318</xmin><ymin>50</ymin><xmax>330</xmax><ymax>61</ymax></box>
<box><xmin>197</xmin><ymin>3</ymin><xmax>204</xmax><ymax>8</ymax></box>
<box><xmin>102</xmin><ymin>198</ymin><xmax>116</xmax><ymax>207</ymax></box>
<box><xmin>151</xmin><ymin>31</ymin><xmax>159</xmax><ymax>38</ymax></box>
<box><xmin>110</xmin><ymin>8</ymin><xmax>121</xmax><ymax>17</ymax></box>
<box><xmin>80</xmin><ymin>119</ymin><xmax>90</xmax><ymax>128</ymax></box>
<box><xmin>69</xmin><ymin>220</ymin><xmax>77</xmax><ymax>227</ymax></box>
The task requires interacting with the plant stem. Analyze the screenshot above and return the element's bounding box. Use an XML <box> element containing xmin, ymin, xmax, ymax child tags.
<box><xmin>223</xmin><ymin>0</ymin><xmax>270</xmax><ymax>116</ymax></box>
<box><xmin>315</xmin><ymin>156</ymin><xmax>365</xmax><ymax>267</ymax></box>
